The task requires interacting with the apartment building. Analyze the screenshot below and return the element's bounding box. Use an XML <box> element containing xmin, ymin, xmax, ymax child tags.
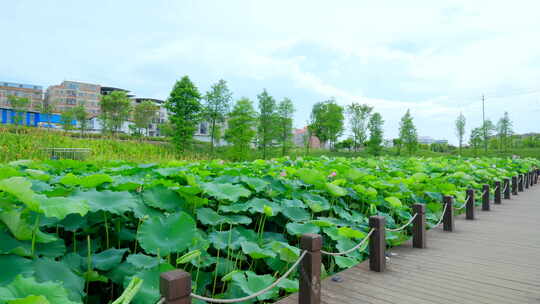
<box><xmin>45</xmin><ymin>81</ymin><xmax>101</xmax><ymax>116</ymax></box>
<box><xmin>0</xmin><ymin>81</ymin><xmax>43</xmax><ymax>111</ymax></box>
<box><xmin>131</xmin><ymin>98</ymin><xmax>167</xmax><ymax>136</ymax></box>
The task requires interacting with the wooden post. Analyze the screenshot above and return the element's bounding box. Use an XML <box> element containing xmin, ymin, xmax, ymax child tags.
<box><xmin>494</xmin><ymin>181</ymin><xmax>501</xmax><ymax>205</ymax></box>
<box><xmin>442</xmin><ymin>195</ymin><xmax>454</xmax><ymax>232</ymax></box>
<box><xmin>536</xmin><ymin>169</ymin><xmax>539</xmax><ymax>184</ymax></box>
<box><xmin>512</xmin><ymin>176</ymin><xmax>518</xmax><ymax>195</ymax></box>
<box><xmin>525</xmin><ymin>172</ymin><xmax>529</xmax><ymax>189</ymax></box>
<box><xmin>482</xmin><ymin>184</ymin><xmax>490</xmax><ymax>211</ymax></box>
<box><xmin>300</xmin><ymin>234</ymin><xmax>322</xmax><ymax>304</ymax></box>
<box><xmin>466</xmin><ymin>189</ymin><xmax>475</xmax><ymax>220</ymax></box>
<box><xmin>518</xmin><ymin>174</ymin><xmax>524</xmax><ymax>192</ymax></box>
<box><xmin>530</xmin><ymin>171</ymin><xmax>534</xmax><ymax>187</ymax></box>
<box><xmin>369</xmin><ymin>216</ymin><xmax>386</xmax><ymax>272</ymax></box>
<box><xmin>503</xmin><ymin>178</ymin><xmax>510</xmax><ymax>199</ymax></box>
<box><xmin>412</xmin><ymin>203</ymin><xmax>426</xmax><ymax>248</ymax></box>
<box><xmin>160</xmin><ymin>270</ymin><xmax>192</xmax><ymax>304</ymax></box>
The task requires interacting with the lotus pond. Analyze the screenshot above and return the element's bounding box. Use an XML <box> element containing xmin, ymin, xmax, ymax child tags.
<box><xmin>0</xmin><ymin>156</ymin><xmax>537</xmax><ymax>304</ymax></box>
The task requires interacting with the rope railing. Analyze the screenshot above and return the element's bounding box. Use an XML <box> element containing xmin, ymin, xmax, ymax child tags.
<box><xmin>385</xmin><ymin>214</ymin><xmax>417</xmax><ymax>232</ymax></box>
<box><xmin>321</xmin><ymin>228</ymin><xmax>375</xmax><ymax>256</ymax></box>
<box><xmin>455</xmin><ymin>194</ymin><xmax>470</xmax><ymax>210</ymax></box>
<box><xmin>430</xmin><ymin>202</ymin><xmax>448</xmax><ymax>228</ymax></box>
<box><xmin>188</xmin><ymin>250</ymin><xmax>308</xmax><ymax>303</ymax></box>
<box><xmin>502</xmin><ymin>183</ymin><xmax>508</xmax><ymax>193</ymax></box>
<box><xmin>156</xmin><ymin>298</ymin><xmax>165</xmax><ymax>304</ymax></box>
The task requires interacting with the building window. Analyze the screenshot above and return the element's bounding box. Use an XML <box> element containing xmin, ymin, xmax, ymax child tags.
<box><xmin>199</xmin><ymin>122</ymin><xmax>208</xmax><ymax>135</ymax></box>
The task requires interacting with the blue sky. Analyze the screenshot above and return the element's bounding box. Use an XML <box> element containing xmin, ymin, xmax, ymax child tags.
<box><xmin>2</xmin><ymin>0</ymin><xmax>540</xmax><ymax>144</ymax></box>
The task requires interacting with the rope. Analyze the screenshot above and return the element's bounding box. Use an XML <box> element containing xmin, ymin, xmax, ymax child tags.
<box><xmin>321</xmin><ymin>228</ymin><xmax>375</xmax><ymax>256</ymax></box>
<box><xmin>386</xmin><ymin>214</ymin><xmax>417</xmax><ymax>232</ymax></box>
<box><xmin>480</xmin><ymin>189</ymin><xmax>488</xmax><ymax>196</ymax></box>
<box><xmin>431</xmin><ymin>202</ymin><xmax>448</xmax><ymax>228</ymax></box>
<box><xmin>190</xmin><ymin>251</ymin><xmax>307</xmax><ymax>303</ymax></box>
<box><xmin>455</xmin><ymin>194</ymin><xmax>470</xmax><ymax>210</ymax></box>
<box><xmin>156</xmin><ymin>298</ymin><xmax>165</xmax><ymax>304</ymax></box>
<box><xmin>502</xmin><ymin>183</ymin><xmax>508</xmax><ymax>193</ymax></box>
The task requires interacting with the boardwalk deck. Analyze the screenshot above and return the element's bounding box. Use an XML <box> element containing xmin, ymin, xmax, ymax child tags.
<box><xmin>277</xmin><ymin>187</ymin><xmax>540</xmax><ymax>304</ymax></box>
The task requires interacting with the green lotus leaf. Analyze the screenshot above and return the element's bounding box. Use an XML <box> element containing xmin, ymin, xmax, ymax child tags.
<box><xmin>302</xmin><ymin>193</ymin><xmax>330</xmax><ymax>213</ymax></box>
<box><xmin>0</xmin><ymin>276</ymin><xmax>78</xmax><ymax>304</ymax></box>
<box><xmin>33</xmin><ymin>258</ymin><xmax>84</xmax><ymax>302</ymax></box>
<box><xmin>0</xmin><ymin>210</ymin><xmax>57</xmax><ymax>243</ymax></box>
<box><xmin>59</xmin><ymin>174</ymin><xmax>80</xmax><ymax>187</ymax></box>
<box><xmin>385</xmin><ymin>196</ymin><xmax>402</xmax><ymax>208</ymax></box>
<box><xmin>0</xmin><ymin>166</ymin><xmax>22</xmax><ymax>180</ymax></box>
<box><xmin>0</xmin><ymin>255</ymin><xmax>34</xmax><ymax>285</ymax></box>
<box><xmin>309</xmin><ymin>219</ymin><xmax>335</xmax><ymax>227</ymax></box>
<box><xmin>334</xmin><ymin>256</ymin><xmax>359</xmax><ymax>268</ymax></box>
<box><xmin>8</xmin><ymin>295</ymin><xmax>50</xmax><ymax>304</ymax></box>
<box><xmin>218</xmin><ymin>202</ymin><xmax>250</xmax><ymax>213</ymax></box>
<box><xmin>281</xmin><ymin>198</ymin><xmax>306</xmax><ymax>208</ymax></box>
<box><xmin>71</xmin><ymin>189</ymin><xmax>138</xmax><ymax>215</ymax></box>
<box><xmin>296</xmin><ymin>168</ymin><xmax>326</xmax><ymax>188</ymax></box>
<box><xmin>201</xmin><ymin>182</ymin><xmax>251</xmax><ymax>202</ymax></box>
<box><xmin>221</xmin><ymin>214</ymin><xmax>252</xmax><ymax>225</ymax></box>
<box><xmin>240</xmin><ymin>176</ymin><xmax>269</xmax><ymax>192</ymax></box>
<box><xmin>36</xmin><ymin>195</ymin><xmax>89</xmax><ymax>220</ymax></box>
<box><xmin>0</xmin><ymin>177</ymin><xmax>40</xmax><ymax>211</ymax></box>
<box><xmin>240</xmin><ymin>241</ymin><xmax>276</xmax><ymax>259</ymax></box>
<box><xmin>126</xmin><ymin>254</ymin><xmax>160</xmax><ymax>270</ymax></box>
<box><xmin>281</xmin><ymin>207</ymin><xmax>311</xmax><ymax>222</ymax></box>
<box><xmin>277</xmin><ymin>278</ymin><xmax>299</xmax><ymax>293</ymax></box>
<box><xmin>142</xmin><ymin>186</ymin><xmax>184</xmax><ymax>211</ymax></box>
<box><xmin>25</xmin><ymin>169</ymin><xmax>50</xmax><ymax>182</ymax></box>
<box><xmin>208</xmin><ymin>229</ymin><xmax>244</xmax><ymax>250</ymax></box>
<box><xmin>326</xmin><ymin>182</ymin><xmax>347</xmax><ymax>197</ymax></box>
<box><xmin>286</xmin><ymin>222</ymin><xmax>320</xmax><ymax>236</ymax></box>
<box><xmin>337</xmin><ymin>227</ymin><xmax>366</xmax><ymax>239</ymax></box>
<box><xmin>92</xmin><ymin>248</ymin><xmax>128</xmax><ymax>271</ymax></box>
<box><xmin>138</xmin><ymin>212</ymin><xmax>196</xmax><ymax>256</ymax></box>
<box><xmin>196</xmin><ymin>208</ymin><xmax>224</xmax><ymax>226</ymax></box>
<box><xmin>232</xmin><ymin>271</ymin><xmax>279</xmax><ymax>301</ymax></box>
<box><xmin>83</xmin><ymin>270</ymin><xmax>109</xmax><ymax>283</ymax></box>
<box><xmin>79</xmin><ymin>174</ymin><xmax>113</xmax><ymax>188</ymax></box>
<box><xmin>110</xmin><ymin>176</ymin><xmax>143</xmax><ymax>191</ymax></box>
<box><xmin>245</xmin><ymin>198</ymin><xmax>282</xmax><ymax>215</ymax></box>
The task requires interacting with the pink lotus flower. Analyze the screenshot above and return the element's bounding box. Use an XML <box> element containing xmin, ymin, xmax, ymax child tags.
<box><xmin>328</xmin><ymin>172</ymin><xmax>337</xmax><ymax>178</ymax></box>
<box><xmin>280</xmin><ymin>171</ymin><xmax>287</xmax><ymax>177</ymax></box>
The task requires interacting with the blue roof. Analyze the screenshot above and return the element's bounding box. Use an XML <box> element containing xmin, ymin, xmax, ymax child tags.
<box><xmin>0</xmin><ymin>81</ymin><xmax>42</xmax><ymax>91</ymax></box>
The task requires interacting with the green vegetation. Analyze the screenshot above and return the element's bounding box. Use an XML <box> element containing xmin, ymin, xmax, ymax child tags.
<box><xmin>100</xmin><ymin>91</ymin><xmax>133</xmax><ymax>134</ymax></box>
<box><xmin>0</xmin><ymin>156</ymin><xmax>537</xmax><ymax>303</ymax></box>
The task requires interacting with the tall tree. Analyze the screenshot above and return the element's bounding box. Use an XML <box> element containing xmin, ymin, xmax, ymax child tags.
<box><xmin>470</xmin><ymin>127</ymin><xmax>483</xmax><ymax>154</ymax></box>
<box><xmin>309</xmin><ymin>99</ymin><xmax>345</xmax><ymax>150</ymax></box>
<box><xmin>225</xmin><ymin>98</ymin><xmax>257</xmax><ymax>160</ymax></box>
<box><xmin>38</xmin><ymin>100</ymin><xmax>55</xmax><ymax>130</ymax></box>
<box><xmin>133</xmin><ymin>100</ymin><xmax>159</xmax><ymax>136</ymax></box>
<box><xmin>72</xmin><ymin>104</ymin><xmax>89</xmax><ymax>136</ymax></box>
<box><xmin>496</xmin><ymin>112</ymin><xmax>513</xmax><ymax>151</ymax></box>
<box><xmin>481</xmin><ymin>119</ymin><xmax>495</xmax><ymax>150</ymax></box>
<box><xmin>165</xmin><ymin>76</ymin><xmax>202</xmax><ymax>152</ymax></box>
<box><xmin>99</xmin><ymin>91</ymin><xmax>132</xmax><ymax>134</ymax></box>
<box><xmin>455</xmin><ymin>113</ymin><xmax>466</xmax><ymax>155</ymax></box>
<box><xmin>398</xmin><ymin>109</ymin><xmax>418</xmax><ymax>155</ymax></box>
<box><xmin>347</xmin><ymin>103</ymin><xmax>373</xmax><ymax>151</ymax></box>
<box><xmin>7</xmin><ymin>96</ymin><xmax>30</xmax><ymax>126</ymax></box>
<box><xmin>60</xmin><ymin>109</ymin><xmax>75</xmax><ymax>132</ymax></box>
<box><xmin>203</xmin><ymin>79</ymin><xmax>232</xmax><ymax>152</ymax></box>
<box><xmin>257</xmin><ymin>89</ymin><xmax>278</xmax><ymax>159</ymax></box>
<box><xmin>367</xmin><ymin>112</ymin><xmax>384</xmax><ymax>155</ymax></box>
<box><xmin>276</xmin><ymin>98</ymin><xmax>295</xmax><ymax>156</ymax></box>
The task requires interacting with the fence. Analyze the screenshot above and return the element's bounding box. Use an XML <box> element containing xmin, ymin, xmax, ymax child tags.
<box><xmin>43</xmin><ymin>148</ymin><xmax>91</xmax><ymax>160</ymax></box>
<box><xmin>157</xmin><ymin>169</ymin><xmax>539</xmax><ymax>304</ymax></box>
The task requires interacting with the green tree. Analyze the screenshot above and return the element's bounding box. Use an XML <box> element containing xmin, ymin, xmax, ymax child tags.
<box><xmin>165</xmin><ymin>76</ymin><xmax>202</xmax><ymax>152</ymax></box>
<box><xmin>99</xmin><ymin>91</ymin><xmax>132</xmax><ymax>134</ymax></box>
<box><xmin>225</xmin><ymin>98</ymin><xmax>257</xmax><ymax>160</ymax></box>
<box><xmin>72</xmin><ymin>104</ymin><xmax>89</xmax><ymax>136</ymax></box>
<box><xmin>393</xmin><ymin>138</ymin><xmax>402</xmax><ymax>156</ymax></box>
<box><xmin>203</xmin><ymin>79</ymin><xmax>232</xmax><ymax>153</ymax></box>
<box><xmin>60</xmin><ymin>109</ymin><xmax>75</xmax><ymax>132</ymax></box>
<box><xmin>256</xmin><ymin>89</ymin><xmax>278</xmax><ymax>159</ymax></box>
<box><xmin>276</xmin><ymin>97</ymin><xmax>295</xmax><ymax>156</ymax></box>
<box><xmin>7</xmin><ymin>95</ymin><xmax>30</xmax><ymax>126</ymax></box>
<box><xmin>309</xmin><ymin>99</ymin><xmax>345</xmax><ymax>150</ymax></box>
<box><xmin>398</xmin><ymin>109</ymin><xmax>418</xmax><ymax>155</ymax></box>
<box><xmin>347</xmin><ymin>103</ymin><xmax>373</xmax><ymax>151</ymax></box>
<box><xmin>367</xmin><ymin>112</ymin><xmax>384</xmax><ymax>155</ymax></box>
<box><xmin>470</xmin><ymin>127</ymin><xmax>483</xmax><ymax>155</ymax></box>
<box><xmin>38</xmin><ymin>101</ymin><xmax>55</xmax><ymax>130</ymax></box>
<box><xmin>133</xmin><ymin>100</ymin><xmax>159</xmax><ymax>136</ymax></box>
<box><xmin>496</xmin><ymin>112</ymin><xmax>512</xmax><ymax>151</ymax></box>
<box><xmin>455</xmin><ymin>112</ymin><xmax>466</xmax><ymax>155</ymax></box>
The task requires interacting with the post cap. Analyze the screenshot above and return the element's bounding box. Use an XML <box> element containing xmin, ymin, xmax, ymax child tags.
<box><xmin>300</xmin><ymin>233</ymin><xmax>322</xmax><ymax>251</ymax></box>
<box><xmin>160</xmin><ymin>270</ymin><xmax>191</xmax><ymax>300</ymax></box>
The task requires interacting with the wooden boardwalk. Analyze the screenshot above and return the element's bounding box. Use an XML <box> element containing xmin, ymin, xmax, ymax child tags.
<box><xmin>278</xmin><ymin>186</ymin><xmax>540</xmax><ymax>304</ymax></box>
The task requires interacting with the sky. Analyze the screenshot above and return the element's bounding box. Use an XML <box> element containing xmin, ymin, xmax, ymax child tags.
<box><xmin>2</xmin><ymin>0</ymin><xmax>540</xmax><ymax>144</ymax></box>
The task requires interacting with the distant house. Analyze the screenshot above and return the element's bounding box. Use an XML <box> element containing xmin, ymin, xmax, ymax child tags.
<box><xmin>419</xmin><ymin>136</ymin><xmax>448</xmax><ymax>145</ymax></box>
<box><xmin>293</xmin><ymin>127</ymin><xmax>321</xmax><ymax>149</ymax></box>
